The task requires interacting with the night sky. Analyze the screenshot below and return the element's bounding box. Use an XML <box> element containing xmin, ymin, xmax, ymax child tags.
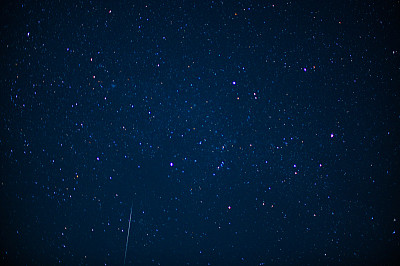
<box><xmin>1</xmin><ymin>0</ymin><xmax>400</xmax><ymax>265</ymax></box>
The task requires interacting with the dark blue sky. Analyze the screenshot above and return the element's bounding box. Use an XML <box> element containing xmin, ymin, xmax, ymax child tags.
<box><xmin>1</xmin><ymin>0</ymin><xmax>399</xmax><ymax>265</ymax></box>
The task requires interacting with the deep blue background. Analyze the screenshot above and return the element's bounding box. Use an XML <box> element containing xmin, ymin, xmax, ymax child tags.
<box><xmin>1</xmin><ymin>0</ymin><xmax>399</xmax><ymax>265</ymax></box>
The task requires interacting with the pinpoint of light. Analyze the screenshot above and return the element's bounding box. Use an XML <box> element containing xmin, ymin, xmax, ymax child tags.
<box><xmin>232</xmin><ymin>81</ymin><xmax>236</xmax><ymax>85</ymax></box>
<box><xmin>228</xmin><ymin>206</ymin><xmax>231</xmax><ymax>210</ymax></box>
<box><xmin>330</xmin><ymin>133</ymin><xmax>334</xmax><ymax>138</ymax></box>
<box><xmin>170</xmin><ymin>162</ymin><xmax>174</xmax><ymax>167</ymax></box>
